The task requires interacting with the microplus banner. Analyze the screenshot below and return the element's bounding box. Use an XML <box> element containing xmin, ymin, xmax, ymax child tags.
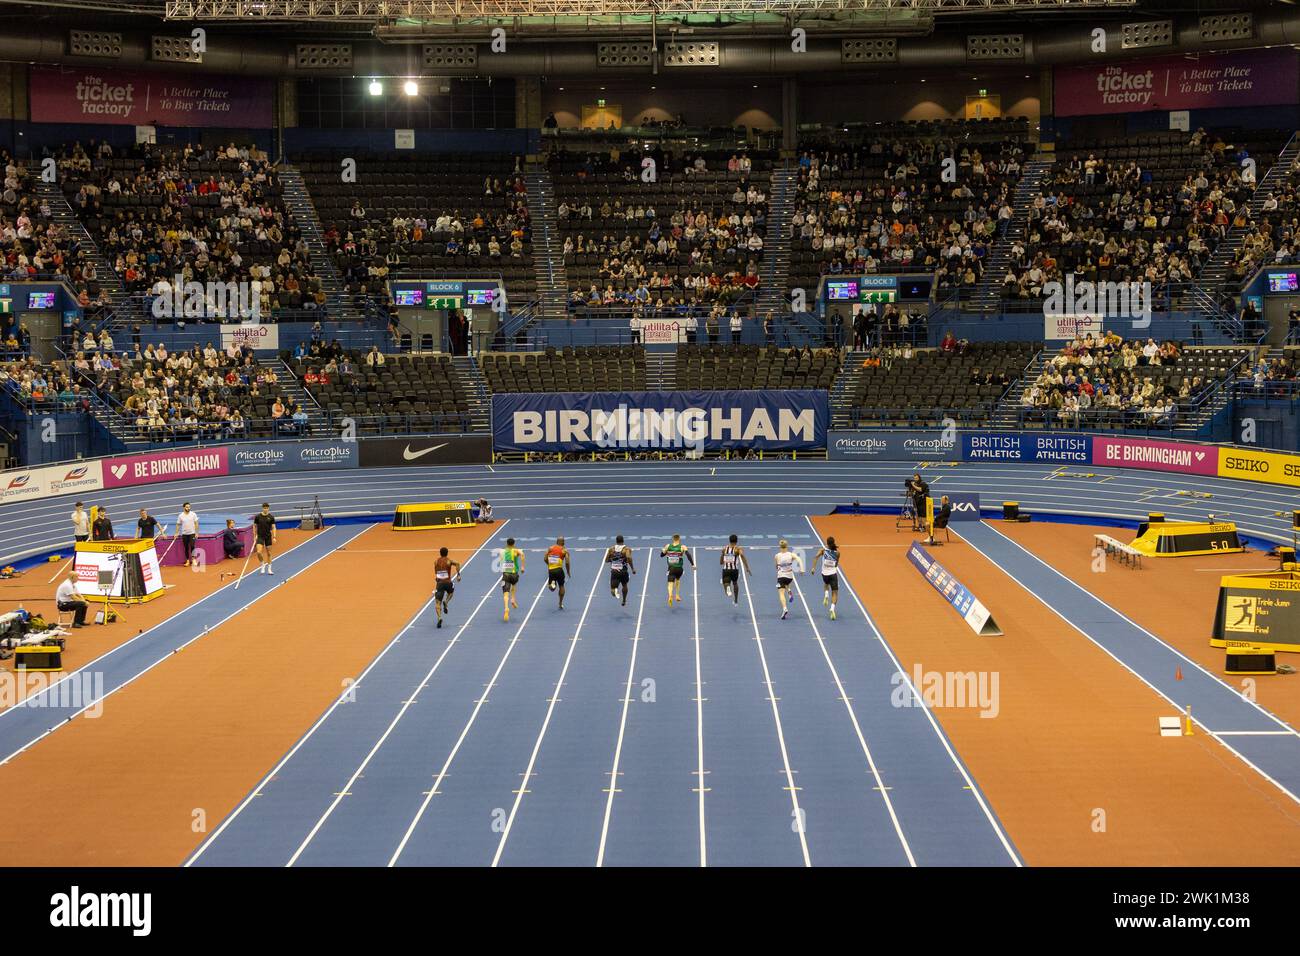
<box><xmin>491</xmin><ymin>390</ymin><xmax>829</xmax><ymax>453</ymax></box>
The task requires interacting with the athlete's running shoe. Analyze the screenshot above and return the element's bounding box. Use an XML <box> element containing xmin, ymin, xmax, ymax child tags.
<box><xmin>437</xmin><ymin>618</ymin><xmax>443</xmax><ymax>629</ymax></box>
<box><xmin>548</xmin><ymin>580</ymin><xmax>556</xmax><ymax>591</ymax></box>
<box><xmin>823</xmin><ymin>592</ymin><xmax>828</xmax><ymax>607</ymax></box>
<box><xmin>829</xmin><ymin>606</ymin><xmax>837</xmax><ymax>621</ymax></box>
<box><xmin>781</xmin><ymin>609</ymin><xmax>788</xmax><ymax>620</ymax></box>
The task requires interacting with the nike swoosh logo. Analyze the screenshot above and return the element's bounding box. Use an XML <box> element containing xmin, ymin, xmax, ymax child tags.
<box><xmin>402</xmin><ymin>443</ymin><xmax>449</xmax><ymax>461</ymax></box>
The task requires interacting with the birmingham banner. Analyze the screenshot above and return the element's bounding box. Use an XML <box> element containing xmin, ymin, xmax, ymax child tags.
<box><xmin>491</xmin><ymin>390</ymin><xmax>829</xmax><ymax>454</ymax></box>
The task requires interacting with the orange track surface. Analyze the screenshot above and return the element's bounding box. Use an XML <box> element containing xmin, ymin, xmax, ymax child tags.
<box><xmin>998</xmin><ymin>521</ymin><xmax>1300</xmax><ymax>730</ymax></box>
<box><xmin>813</xmin><ymin>515</ymin><xmax>1300</xmax><ymax>866</ymax></box>
<box><xmin>0</xmin><ymin>530</ymin><xmax>313</xmax><ymax>712</ymax></box>
<box><xmin>0</xmin><ymin>522</ymin><xmax>496</xmax><ymax>866</ymax></box>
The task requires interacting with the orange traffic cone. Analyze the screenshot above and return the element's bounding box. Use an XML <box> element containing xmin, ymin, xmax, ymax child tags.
<box><xmin>1176</xmin><ymin>666</ymin><xmax>1183</xmax><ymax>681</ymax></box>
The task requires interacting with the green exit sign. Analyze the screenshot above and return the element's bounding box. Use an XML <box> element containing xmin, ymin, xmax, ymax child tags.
<box><xmin>978</xmin><ymin>88</ymin><xmax>987</xmax><ymax>97</ymax></box>
<box><xmin>428</xmin><ymin>295</ymin><xmax>464</xmax><ymax>309</ymax></box>
<box><xmin>597</xmin><ymin>98</ymin><xmax>606</xmax><ymax>108</ymax></box>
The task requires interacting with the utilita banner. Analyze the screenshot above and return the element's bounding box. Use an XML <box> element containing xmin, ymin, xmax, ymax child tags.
<box><xmin>1053</xmin><ymin>48</ymin><xmax>1299</xmax><ymax>117</ymax></box>
<box><xmin>29</xmin><ymin>66</ymin><xmax>275</xmax><ymax>128</ymax></box>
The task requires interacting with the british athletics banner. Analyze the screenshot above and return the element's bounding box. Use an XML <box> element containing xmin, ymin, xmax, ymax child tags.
<box><xmin>491</xmin><ymin>390</ymin><xmax>829</xmax><ymax>453</ymax></box>
<box><xmin>29</xmin><ymin>66</ymin><xmax>275</xmax><ymax>128</ymax></box>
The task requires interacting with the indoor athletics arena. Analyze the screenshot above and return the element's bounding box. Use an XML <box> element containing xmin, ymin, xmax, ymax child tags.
<box><xmin>0</xmin><ymin>0</ymin><xmax>1296</xmax><ymax>939</ymax></box>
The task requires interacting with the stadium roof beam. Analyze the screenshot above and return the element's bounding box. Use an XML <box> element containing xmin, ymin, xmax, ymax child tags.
<box><xmin>164</xmin><ymin>0</ymin><xmax>1136</xmax><ymax>20</ymax></box>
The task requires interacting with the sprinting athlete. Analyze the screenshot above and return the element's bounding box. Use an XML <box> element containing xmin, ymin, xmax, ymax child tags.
<box><xmin>661</xmin><ymin>534</ymin><xmax>695</xmax><ymax>606</ymax></box>
<box><xmin>808</xmin><ymin>536</ymin><xmax>840</xmax><ymax>621</ymax></box>
<box><xmin>433</xmin><ymin>546</ymin><xmax>462</xmax><ymax>629</ymax></box>
<box><xmin>501</xmin><ymin>537</ymin><xmax>525</xmax><ymax>622</ymax></box>
<box><xmin>719</xmin><ymin>534</ymin><xmax>752</xmax><ymax>604</ymax></box>
<box><xmin>545</xmin><ymin>537</ymin><xmax>572</xmax><ymax>610</ymax></box>
<box><xmin>774</xmin><ymin>540</ymin><xmax>803</xmax><ymax>620</ymax></box>
<box><xmin>605</xmin><ymin>535</ymin><xmax>637</xmax><ymax>606</ymax></box>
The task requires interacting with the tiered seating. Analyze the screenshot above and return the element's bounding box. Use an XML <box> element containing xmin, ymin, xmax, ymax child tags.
<box><xmin>292</xmin><ymin>352</ymin><xmax>470</xmax><ymax>431</ymax></box>
<box><xmin>481</xmin><ymin>346</ymin><xmax>647</xmax><ymax>392</ymax></box>
<box><xmin>1022</xmin><ymin>340</ymin><xmax>1253</xmax><ymax>428</ymax></box>
<box><xmin>1226</xmin><ymin>168</ymin><xmax>1300</xmax><ymax>284</ymax></box>
<box><xmin>3</xmin><ymin>148</ymin><xmax>107</xmax><ymax>305</ymax></box>
<box><xmin>553</xmin><ymin>148</ymin><xmax>770</xmax><ymax>309</ymax></box>
<box><xmin>298</xmin><ymin>152</ymin><xmax>536</xmax><ymax>302</ymax></box>
<box><xmin>675</xmin><ymin>344</ymin><xmax>838</xmax><ymax>390</ymax></box>
<box><xmin>846</xmin><ymin>342</ymin><xmax>1036</xmax><ymax>425</ymax></box>
<box><xmin>788</xmin><ymin>125</ymin><xmax>1030</xmax><ymax>295</ymax></box>
<box><xmin>57</xmin><ymin>142</ymin><xmax>319</xmax><ymax>318</ymax></box>
<box><xmin>1005</xmin><ymin>129</ymin><xmax>1288</xmax><ymax>297</ymax></box>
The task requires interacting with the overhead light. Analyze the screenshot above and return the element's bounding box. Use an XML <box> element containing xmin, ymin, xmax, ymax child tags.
<box><xmin>368</xmin><ymin>79</ymin><xmax>383</xmax><ymax>96</ymax></box>
<box><xmin>404</xmin><ymin>79</ymin><xmax>419</xmax><ymax>96</ymax></box>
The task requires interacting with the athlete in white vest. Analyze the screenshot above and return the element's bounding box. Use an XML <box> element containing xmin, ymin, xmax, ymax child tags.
<box><xmin>719</xmin><ymin>533</ymin><xmax>752</xmax><ymax>605</ymax></box>
<box><xmin>604</xmin><ymin>535</ymin><xmax>637</xmax><ymax>607</ymax></box>
<box><xmin>774</xmin><ymin>539</ymin><xmax>803</xmax><ymax>620</ymax></box>
<box><xmin>809</xmin><ymin>536</ymin><xmax>841</xmax><ymax>621</ymax></box>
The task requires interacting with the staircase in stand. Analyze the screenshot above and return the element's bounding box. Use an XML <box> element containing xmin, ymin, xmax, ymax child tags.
<box><xmin>451</xmin><ymin>355</ymin><xmax>492</xmax><ymax>431</ymax></box>
<box><xmin>969</xmin><ymin>156</ymin><xmax>1054</xmax><ymax>312</ymax></box>
<box><xmin>644</xmin><ymin>351</ymin><xmax>676</xmax><ymax>390</ymax></box>
<box><xmin>829</xmin><ymin>349</ymin><xmax>871</xmax><ymax>427</ymax></box>
<box><xmin>523</xmin><ymin>162</ymin><xmax>568</xmax><ymax>323</ymax></box>
<box><xmin>756</xmin><ymin>161</ymin><xmax>798</xmax><ymax>318</ymax></box>
<box><xmin>32</xmin><ymin>173</ymin><xmax>140</xmax><ymax>329</ymax></box>
<box><xmin>278</xmin><ymin>165</ymin><xmax>365</xmax><ymax>322</ymax></box>
<box><xmin>988</xmin><ymin>347</ymin><xmax>1048</xmax><ymax>428</ymax></box>
<box><xmin>260</xmin><ymin>357</ymin><xmax>329</xmax><ymax>433</ymax></box>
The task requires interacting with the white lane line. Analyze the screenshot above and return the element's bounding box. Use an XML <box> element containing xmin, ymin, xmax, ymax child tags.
<box><xmin>691</xmin><ymin>548</ymin><xmax>707</xmax><ymax>868</ymax></box>
<box><xmin>287</xmin><ymin>582</ymin><xmax>502</xmax><ymax>866</ymax></box>
<box><xmin>491</xmin><ymin>556</ymin><xmax>605</xmax><ymax>866</ymax></box>
<box><xmin>981</xmin><ymin>521</ymin><xmax>1300</xmax><ymax>740</ymax></box>
<box><xmin>1211</xmin><ymin>731</ymin><xmax>1297</xmax><ymax>736</ymax></box>
<box><xmin>960</xmin><ymin>523</ymin><xmax>1300</xmax><ymax>808</ymax></box>
<box><xmin>388</xmin><ymin>575</ymin><xmax>550</xmax><ymax>866</ymax></box>
<box><xmin>187</xmin><ymin>521</ymin><xmax>509</xmax><ymax>866</ymax></box>
<box><xmin>790</xmin><ymin>575</ymin><xmax>915</xmax><ymax>866</ymax></box>
<box><xmin>804</xmin><ymin>516</ymin><xmax>1022</xmax><ymax>866</ymax></box>
<box><xmin>739</xmin><ymin>568</ymin><xmax>812</xmax><ymax>867</ymax></box>
<box><xmin>596</xmin><ymin>548</ymin><xmax>655</xmax><ymax>867</ymax></box>
<box><xmin>1</xmin><ymin>530</ymin><xmax>329</xmax><ymax>723</ymax></box>
<box><xmin>2</xmin><ymin>526</ymin><xmax>364</xmax><ymax>769</ymax></box>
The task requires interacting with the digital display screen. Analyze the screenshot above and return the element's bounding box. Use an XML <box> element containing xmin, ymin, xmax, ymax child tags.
<box><xmin>899</xmin><ymin>278</ymin><xmax>934</xmax><ymax>301</ymax></box>
<box><xmin>827</xmin><ymin>280</ymin><xmax>859</xmax><ymax>300</ymax></box>
<box><xmin>1268</xmin><ymin>272</ymin><xmax>1299</xmax><ymax>293</ymax></box>
<box><xmin>26</xmin><ymin>292</ymin><xmax>56</xmax><ymax>309</ymax></box>
<box><xmin>466</xmin><ymin>288</ymin><xmax>494</xmax><ymax>306</ymax></box>
<box><xmin>393</xmin><ymin>289</ymin><xmax>424</xmax><ymax>306</ymax></box>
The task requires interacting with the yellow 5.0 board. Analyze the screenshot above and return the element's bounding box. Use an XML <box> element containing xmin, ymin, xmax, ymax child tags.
<box><xmin>392</xmin><ymin>501</ymin><xmax>476</xmax><ymax>530</ymax></box>
<box><xmin>1130</xmin><ymin>520</ymin><xmax>1243</xmax><ymax>557</ymax></box>
<box><xmin>1211</xmin><ymin>570</ymin><xmax>1300</xmax><ymax>653</ymax></box>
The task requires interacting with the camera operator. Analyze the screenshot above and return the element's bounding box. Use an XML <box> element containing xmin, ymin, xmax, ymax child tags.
<box><xmin>905</xmin><ymin>472</ymin><xmax>930</xmax><ymax>532</ymax></box>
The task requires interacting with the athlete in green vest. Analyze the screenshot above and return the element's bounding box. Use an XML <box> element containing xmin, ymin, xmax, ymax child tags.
<box><xmin>500</xmin><ymin>537</ymin><xmax>525</xmax><ymax>622</ymax></box>
<box><xmin>660</xmin><ymin>534</ymin><xmax>695</xmax><ymax>606</ymax></box>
